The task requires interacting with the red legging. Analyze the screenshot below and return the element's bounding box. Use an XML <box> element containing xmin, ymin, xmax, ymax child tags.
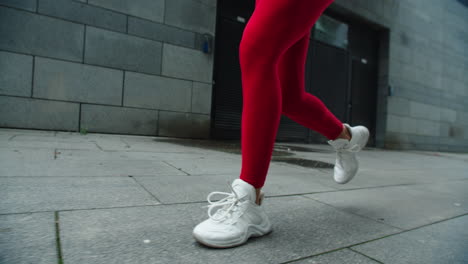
<box><xmin>239</xmin><ymin>0</ymin><xmax>343</xmax><ymax>189</ymax></box>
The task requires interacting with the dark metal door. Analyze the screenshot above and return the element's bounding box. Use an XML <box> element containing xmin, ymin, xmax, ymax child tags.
<box><xmin>347</xmin><ymin>21</ymin><xmax>378</xmax><ymax>146</ymax></box>
<box><xmin>349</xmin><ymin>57</ymin><xmax>377</xmax><ymax>146</ymax></box>
<box><xmin>211</xmin><ymin>17</ymin><xmax>244</xmax><ymax>139</ymax></box>
<box><xmin>212</xmin><ymin>0</ymin><xmax>308</xmax><ymax>140</ymax></box>
<box><xmin>211</xmin><ymin>0</ymin><xmax>254</xmax><ymax>139</ymax></box>
<box><xmin>307</xmin><ymin>41</ymin><xmax>349</xmax><ymax>143</ymax></box>
<box><xmin>307</xmin><ymin>12</ymin><xmax>379</xmax><ymax>146</ymax></box>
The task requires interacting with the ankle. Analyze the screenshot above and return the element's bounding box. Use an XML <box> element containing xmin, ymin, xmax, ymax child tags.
<box><xmin>336</xmin><ymin>124</ymin><xmax>351</xmax><ymax>141</ymax></box>
<box><xmin>255</xmin><ymin>188</ymin><xmax>262</xmax><ymax>205</ymax></box>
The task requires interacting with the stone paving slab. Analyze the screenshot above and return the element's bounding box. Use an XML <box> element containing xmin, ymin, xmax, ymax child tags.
<box><xmin>0</xmin><ymin>128</ymin><xmax>56</xmax><ymax>135</ymax></box>
<box><xmin>305</xmin><ymin>180</ymin><xmax>468</xmax><ymax>229</ymax></box>
<box><xmin>59</xmin><ymin>196</ymin><xmax>399</xmax><ymax>264</ymax></box>
<box><xmin>322</xmin><ymin>167</ymin><xmax>468</xmax><ymax>190</ymax></box>
<box><xmin>0</xmin><ymin>147</ymin><xmax>54</xmax><ymax>176</ymax></box>
<box><xmin>289</xmin><ymin>248</ymin><xmax>379</xmax><ymax>264</ymax></box>
<box><xmin>0</xmin><ymin>134</ymin><xmax>98</xmax><ymax>150</ymax></box>
<box><xmin>1</xmin><ymin>130</ymin><xmax>221</xmax><ymax>155</ymax></box>
<box><xmin>0</xmin><ymin>176</ymin><xmax>160</xmax><ymax>214</ymax></box>
<box><xmin>134</xmin><ymin>172</ymin><xmax>336</xmax><ymax>203</ymax></box>
<box><xmin>0</xmin><ymin>212</ymin><xmax>57</xmax><ymax>264</ymax></box>
<box><xmin>55</xmin><ymin>148</ymin><xmax>208</xmax><ymax>161</ymax></box>
<box><xmin>163</xmin><ymin>157</ymin><xmax>311</xmax><ymax>176</ymax></box>
<box><xmin>91</xmin><ymin>135</ymin><xmax>231</xmax><ymax>155</ymax></box>
<box><xmin>1</xmin><ymin>155</ymin><xmax>185</xmax><ymax>177</ymax></box>
<box><xmin>351</xmin><ymin>215</ymin><xmax>468</xmax><ymax>264</ymax></box>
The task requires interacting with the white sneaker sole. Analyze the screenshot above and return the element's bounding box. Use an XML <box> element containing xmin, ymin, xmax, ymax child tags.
<box><xmin>193</xmin><ymin>220</ymin><xmax>272</xmax><ymax>248</ymax></box>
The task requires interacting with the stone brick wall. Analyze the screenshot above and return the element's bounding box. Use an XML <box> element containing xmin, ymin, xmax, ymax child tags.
<box><xmin>1</xmin><ymin>0</ymin><xmax>467</xmax><ymax>151</ymax></box>
<box><xmin>332</xmin><ymin>0</ymin><xmax>468</xmax><ymax>152</ymax></box>
<box><xmin>0</xmin><ymin>0</ymin><xmax>215</xmax><ymax>138</ymax></box>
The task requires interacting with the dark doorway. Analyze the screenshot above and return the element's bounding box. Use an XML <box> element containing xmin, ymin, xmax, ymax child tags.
<box><xmin>211</xmin><ymin>0</ymin><xmax>254</xmax><ymax>139</ymax></box>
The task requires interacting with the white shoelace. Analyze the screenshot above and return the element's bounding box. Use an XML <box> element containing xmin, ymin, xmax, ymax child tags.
<box><xmin>205</xmin><ymin>183</ymin><xmax>243</xmax><ymax>222</ymax></box>
<box><xmin>337</xmin><ymin>143</ymin><xmax>361</xmax><ymax>152</ymax></box>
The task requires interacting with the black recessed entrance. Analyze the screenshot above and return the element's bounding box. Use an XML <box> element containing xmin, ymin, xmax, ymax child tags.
<box><xmin>211</xmin><ymin>0</ymin><xmax>378</xmax><ymax>146</ymax></box>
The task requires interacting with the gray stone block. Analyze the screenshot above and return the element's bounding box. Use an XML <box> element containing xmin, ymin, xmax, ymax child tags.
<box><xmin>123</xmin><ymin>71</ymin><xmax>191</xmax><ymax>112</ymax></box>
<box><xmin>414</xmin><ymin>118</ymin><xmax>440</xmax><ymax>137</ymax></box>
<box><xmin>290</xmin><ymin>249</ymin><xmax>379</xmax><ymax>264</ymax></box>
<box><xmin>440</xmin><ymin>108</ymin><xmax>457</xmax><ymax>123</ymax></box>
<box><xmin>88</xmin><ymin>0</ymin><xmax>164</xmax><ymax>23</ymax></box>
<box><xmin>0</xmin><ymin>6</ymin><xmax>84</xmax><ymax>62</ymax></box>
<box><xmin>0</xmin><ymin>51</ymin><xmax>33</xmax><ymax>97</ymax></box>
<box><xmin>34</xmin><ymin>57</ymin><xmax>123</xmax><ymax>105</ymax></box>
<box><xmin>0</xmin><ymin>95</ymin><xmax>79</xmax><ymax>131</ymax></box>
<box><xmin>162</xmin><ymin>43</ymin><xmax>213</xmax><ymax>83</ymax></box>
<box><xmin>395</xmin><ymin>115</ymin><xmax>418</xmax><ymax>135</ymax></box>
<box><xmin>0</xmin><ymin>213</ymin><xmax>57</xmax><ymax>264</ymax></box>
<box><xmin>0</xmin><ymin>147</ymin><xmax>51</xmax><ymax>176</ymax></box>
<box><xmin>305</xmin><ymin>180</ymin><xmax>468</xmax><ymax>229</ymax></box>
<box><xmin>58</xmin><ymin>196</ymin><xmax>399</xmax><ymax>264</ymax></box>
<box><xmin>197</xmin><ymin>0</ymin><xmax>216</xmax><ymax>8</ymax></box>
<box><xmin>0</xmin><ymin>146</ymin><xmax>186</xmax><ymax>176</ymax></box>
<box><xmin>352</xmin><ymin>215</ymin><xmax>468</xmax><ymax>264</ymax></box>
<box><xmin>38</xmin><ymin>0</ymin><xmax>127</xmax><ymax>33</ymax></box>
<box><xmin>409</xmin><ymin>101</ymin><xmax>440</xmax><ymax>122</ymax></box>
<box><xmin>191</xmin><ymin>81</ymin><xmax>212</xmax><ymax>114</ymax></box>
<box><xmin>0</xmin><ymin>177</ymin><xmax>159</xmax><ymax>214</ymax></box>
<box><xmin>392</xmin><ymin>78</ymin><xmax>442</xmax><ymax>107</ymax></box>
<box><xmin>439</xmin><ymin>122</ymin><xmax>451</xmax><ymax>138</ymax></box>
<box><xmin>128</xmin><ymin>16</ymin><xmax>195</xmax><ymax>49</ymax></box>
<box><xmin>386</xmin><ymin>96</ymin><xmax>410</xmax><ymax>117</ymax></box>
<box><xmin>0</xmin><ymin>0</ymin><xmax>36</xmax><ymax>11</ymax></box>
<box><xmin>80</xmin><ymin>104</ymin><xmax>158</xmax><ymax>135</ymax></box>
<box><xmin>164</xmin><ymin>0</ymin><xmax>216</xmax><ymax>34</ymax></box>
<box><xmin>158</xmin><ymin>111</ymin><xmax>210</xmax><ymax>139</ymax></box>
<box><xmin>0</xmin><ymin>134</ymin><xmax>97</xmax><ymax>152</ymax></box>
<box><xmin>85</xmin><ymin>26</ymin><xmax>162</xmax><ymax>75</ymax></box>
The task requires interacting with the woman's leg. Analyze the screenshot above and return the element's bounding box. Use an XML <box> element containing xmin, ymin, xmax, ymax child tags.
<box><xmin>278</xmin><ymin>31</ymin><xmax>369</xmax><ymax>186</ymax></box>
<box><xmin>279</xmin><ymin>31</ymin><xmax>344</xmax><ymax>140</ymax></box>
<box><xmin>238</xmin><ymin>0</ymin><xmax>335</xmax><ymax>190</ymax></box>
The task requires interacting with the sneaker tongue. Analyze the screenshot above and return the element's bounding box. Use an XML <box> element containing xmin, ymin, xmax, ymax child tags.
<box><xmin>231</xmin><ymin>179</ymin><xmax>256</xmax><ymax>203</ymax></box>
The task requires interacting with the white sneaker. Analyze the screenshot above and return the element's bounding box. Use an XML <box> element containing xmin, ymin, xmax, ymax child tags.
<box><xmin>327</xmin><ymin>123</ymin><xmax>369</xmax><ymax>184</ymax></box>
<box><xmin>192</xmin><ymin>179</ymin><xmax>272</xmax><ymax>248</ymax></box>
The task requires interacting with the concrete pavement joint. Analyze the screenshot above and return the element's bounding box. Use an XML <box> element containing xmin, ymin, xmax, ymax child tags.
<box><xmin>0</xmin><ymin>203</ymin><xmax>170</xmax><ymax>216</ymax></box>
<box><xmin>54</xmin><ymin>211</ymin><xmax>64</xmax><ymax>264</ymax></box>
<box><xmin>162</xmin><ymin>160</ymin><xmax>191</xmax><ymax>175</ymax></box>
<box><xmin>129</xmin><ymin>175</ymin><xmax>163</xmax><ymax>204</ymax></box>
<box><xmin>91</xmin><ymin>141</ymin><xmax>104</xmax><ymax>151</ymax></box>
<box><xmin>279</xmin><ymin>247</ymin><xmax>347</xmax><ymax>264</ymax></box>
<box><xmin>301</xmin><ymin>195</ymin><xmax>406</xmax><ymax>231</ymax></box>
<box><xmin>342</xmin><ymin>212</ymin><xmax>468</xmax><ymax>252</ymax></box>
<box><xmin>0</xmin><ymin>174</ymin><xmax>191</xmax><ymax>178</ymax></box>
<box><xmin>347</xmin><ymin>247</ymin><xmax>385</xmax><ymax>264</ymax></box>
<box><xmin>120</xmin><ymin>138</ymin><xmax>131</xmax><ymax>148</ymax></box>
<box><xmin>279</xmin><ymin>245</ymin><xmax>386</xmax><ymax>264</ymax></box>
<box><xmin>280</xmin><ymin>212</ymin><xmax>468</xmax><ymax>264</ymax></box>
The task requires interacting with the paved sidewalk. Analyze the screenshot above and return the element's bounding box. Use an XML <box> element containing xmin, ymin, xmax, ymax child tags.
<box><xmin>0</xmin><ymin>128</ymin><xmax>467</xmax><ymax>264</ymax></box>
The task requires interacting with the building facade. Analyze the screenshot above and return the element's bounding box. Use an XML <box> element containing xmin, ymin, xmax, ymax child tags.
<box><xmin>0</xmin><ymin>0</ymin><xmax>467</xmax><ymax>152</ymax></box>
